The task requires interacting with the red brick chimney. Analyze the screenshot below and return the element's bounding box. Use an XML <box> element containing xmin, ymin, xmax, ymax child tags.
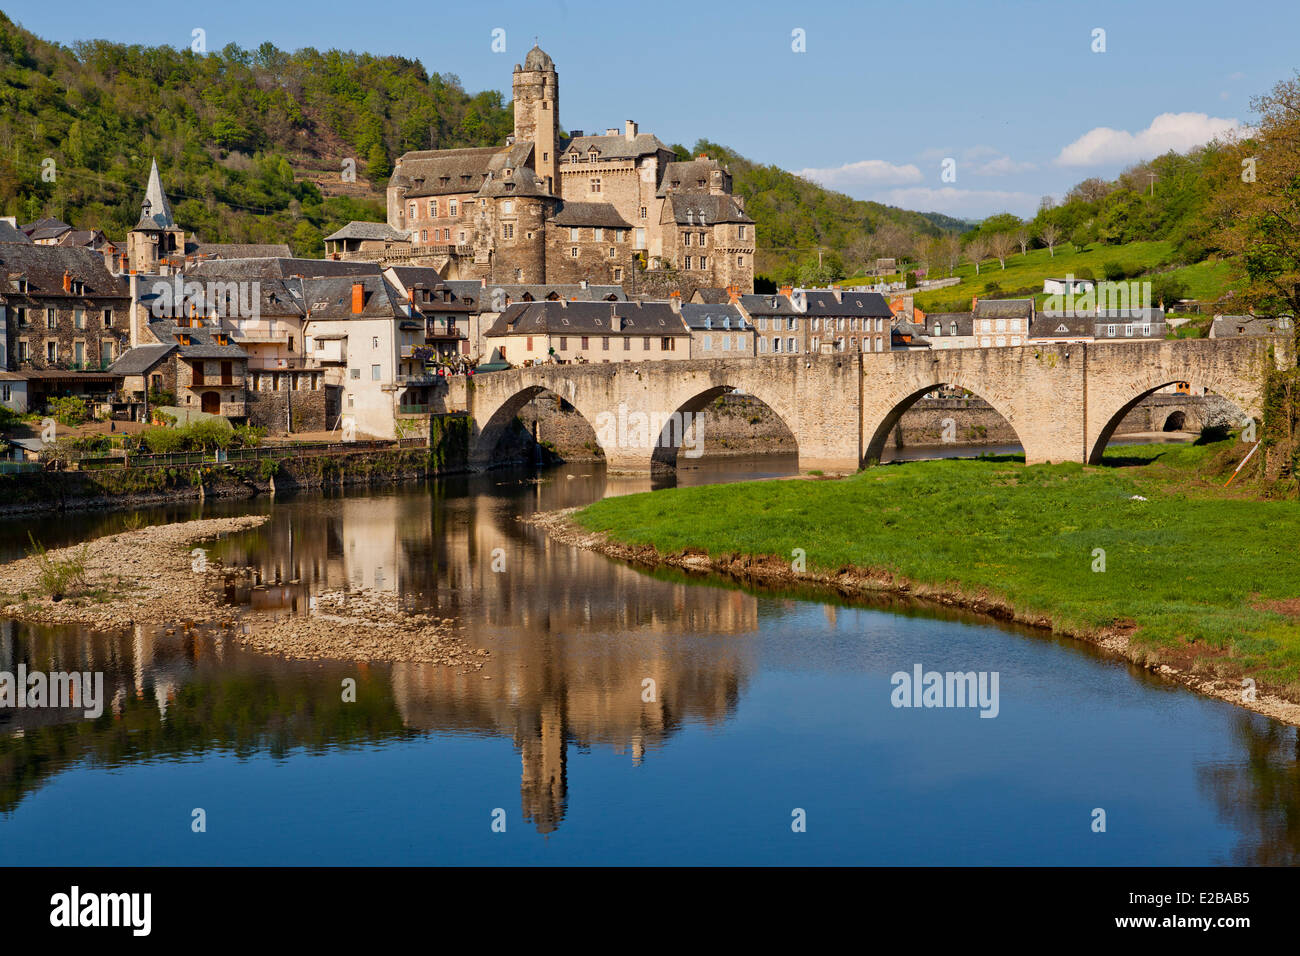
<box><xmin>351</xmin><ymin>282</ymin><xmax>365</xmax><ymax>314</ymax></box>
<box><xmin>972</xmin><ymin>296</ymin><xmax>979</xmax><ymax>310</ymax></box>
<box><xmin>778</xmin><ymin>285</ymin><xmax>793</xmax><ymax>298</ymax></box>
<box><xmin>62</xmin><ymin>270</ymin><xmax>71</xmax><ymax>292</ymax></box>
<box><xmin>728</xmin><ymin>284</ymin><xmax>741</xmax><ymax>304</ymax></box>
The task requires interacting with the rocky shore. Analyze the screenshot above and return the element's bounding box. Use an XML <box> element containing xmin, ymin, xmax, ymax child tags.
<box><xmin>529</xmin><ymin>506</ymin><xmax>1300</xmax><ymax>728</ymax></box>
<box><xmin>0</xmin><ymin>517</ymin><xmax>485</xmax><ymax>668</ymax></box>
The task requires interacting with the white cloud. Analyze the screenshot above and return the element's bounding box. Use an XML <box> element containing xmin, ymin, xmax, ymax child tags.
<box><xmin>878</xmin><ymin>186</ymin><xmax>1038</xmax><ymax>218</ymax></box>
<box><xmin>1227</xmin><ymin>71</ymin><xmax>1246</xmax><ymax>81</ymax></box>
<box><xmin>796</xmin><ymin>159</ymin><xmax>923</xmax><ymax>188</ymax></box>
<box><xmin>1055</xmin><ymin>112</ymin><xmax>1250</xmax><ymax>166</ymax></box>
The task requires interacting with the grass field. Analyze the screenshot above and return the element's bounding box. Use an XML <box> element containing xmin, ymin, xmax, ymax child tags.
<box><xmin>837</xmin><ymin>242</ymin><xmax>1241</xmax><ymax>314</ymax></box>
<box><xmin>574</xmin><ymin>440</ymin><xmax>1300</xmax><ymax>693</ymax></box>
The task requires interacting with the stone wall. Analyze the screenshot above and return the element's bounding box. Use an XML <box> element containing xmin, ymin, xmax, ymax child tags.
<box><xmin>246</xmin><ymin>387</ymin><xmax>330</xmax><ymax>435</ymax></box>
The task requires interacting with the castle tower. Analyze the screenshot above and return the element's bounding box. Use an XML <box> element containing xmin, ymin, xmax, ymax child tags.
<box><xmin>513</xmin><ymin>46</ymin><xmax>558</xmax><ymax>194</ymax></box>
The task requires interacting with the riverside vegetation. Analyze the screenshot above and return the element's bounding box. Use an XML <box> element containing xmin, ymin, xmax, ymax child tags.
<box><xmin>569</xmin><ymin>437</ymin><xmax>1300</xmax><ymax>706</ymax></box>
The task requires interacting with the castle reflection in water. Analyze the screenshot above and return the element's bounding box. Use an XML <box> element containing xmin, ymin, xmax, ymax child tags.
<box><xmin>0</xmin><ymin>474</ymin><xmax>758</xmax><ymax>834</ymax></box>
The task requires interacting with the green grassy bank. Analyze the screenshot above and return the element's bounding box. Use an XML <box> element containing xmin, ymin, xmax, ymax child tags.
<box><xmin>574</xmin><ymin>440</ymin><xmax>1300</xmax><ymax>693</ymax></box>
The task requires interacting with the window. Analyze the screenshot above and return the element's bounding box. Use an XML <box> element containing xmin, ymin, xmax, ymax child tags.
<box><xmin>15</xmin><ymin>307</ymin><xmax>27</xmax><ymax>327</ymax></box>
<box><xmin>581</xmin><ymin>336</ymin><xmax>589</xmax><ymax>349</ymax></box>
<box><xmin>738</xmin><ymin>225</ymin><xmax>747</xmax><ymax>239</ymax></box>
<box><xmin>635</xmin><ymin>228</ymin><xmax>645</xmax><ymax>248</ymax></box>
<box><xmin>571</xmin><ymin>247</ymin><xmax>579</xmax><ymax>258</ymax></box>
<box><xmin>408</xmin><ymin>202</ymin><xmax>417</xmax><ymax>220</ymax></box>
<box><xmin>684</xmin><ymin>256</ymin><xmax>692</xmax><ymax>270</ymax></box>
<box><xmin>73</xmin><ymin>341</ymin><xmax>84</xmax><ymax>365</ymax></box>
<box><xmin>449</xmin><ymin>200</ymin><xmax>458</xmax><ymax>216</ymax></box>
<box><xmin>1142</xmin><ymin>324</ymin><xmax>1151</xmax><ymax>336</ymax></box>
<box><xmin>661</xmin><ymin>337</ymin><xmax>673</xmax><ymax>351</ymax></box>
<box><xmin>642</xmin><ymin>337</ymin><xmax>651</xmax><ymax>350</ymax></box>
<box><xmin>46</xmin><ymin>309</ymin><xmax>56</xmax><ymax>329</ymax></box>
<box><xmin>503</xmin><ymin>200</ymin><xmax>514</xmax><ymax>213</ymax></box>
<box><xmin>559</xmin><ymin>337</ymin><xmax>567</xmax><ymax>350</ymax></box>
<box><xmin>371</xmin><ymin>364</ymin><xmax>381</xmax><ymax>380</ymax></box>
<box><xmin>526</xmin><ymin>336</ymin><xmax>534</xmax><ymax>351</ymax></box>
<box><xmin>639</xmin><ymin>206</ymin><xmax>647</xmax><ymax>220</ymax></box>
<box><xmin>995</xmin><ymin>319</ymin><xmax>1006</xmax><ymax>333</ymax></box>
<box><xmin>570</xmin><ymin>227</ymin><xmax>580</xmax><ymax>241</ymax></box>
<box><xmin>980</xmin><ymin>337</ymin><xmax>991</xmax><ymax>347</ymax></box>
<box><xmin>683</xmin><ymin>233</ymin><xmax>692</xmax><ymax>247</ymax></box>
<box><xmin>421</xmin><ymin>230</ymin><xmax>428</xmax><ymax>243</ymax></box>
<box><xmin>811</xmin><ymin>337</ymin><xmax>819</xmax><ymax>351</ymax></box>
<box><xmin>934</xmin><ymin>324</ymin><xmax>942</xmax><ymax>337</ymax></box>
<box><xmin>590</xmin><ymin>178</ymin><xmax>601</xmax><ymax>193</ymax></box>
<box><xmin>594</xmin><ymin>228</ymin><xmax>603</xmax><ymax>242</ymax></box>
<box><xmin>608</xmin><ymin>247</ymin><xmax>616</xmax><ymax>258</ymax></box>
<box><xmin>699</xmin><ymin>256</ymin><xmax>707</xmax><ymax>269</ymax></box>
<box><xmin>737</xmin><ymin>256</ymin><xmax>744</xmax><ymax>268</ymax></box>
<box><xmin>788</xmin><ymin>337</ymin><xmax>797</xmax><ymax>353</ymax></box>
<box><xmin>1107</xmin><ymin>325</ymin><xmax>1116</xmax><ymax>337</ymax></box>
<box><xmin>995</xmin><ymin>336</ymin><xmax>1006</xmax><ymax>347</ymax></box>
<box><xmin>623</xmin><ymin>337</ymin><xmax>631</xmax><ymax>351</ymax></box>
<box><xmin>74</xmin><ymin>308</ymin><xmax>85</xmax><ymax>329</ymax></box>
<box><xmin>951</xmin><ymin>322</ymin><xmax>957</xmax><ymax>336</ymax></box>
<box><xmin>613</xmin><ymin>268</ymin><xmax>623</xmax><ymax>282</ymax></box>
<box><xmin>372</xmin><ymin>336</ymin><xmax>380</xmax><ymax>348</ymax></box>
<box><xmin>788</xmin><ymin>317</ymin><xmax>796</xmax><ymax>331</ymax></box>
<box><xmin>47</xmin><ymin>341</ymin><xmax>58</xmax><ymax>361</ymax></box>
<box><xmin>429</xmin><ymin>200</ymin><xmax>438</xmax><ymax>217</ymax></box>
<box><xmin>702</xmin><ymin>335</ymin><xmax>712</xmax><ymax>351</ymax></box>
<box><xmin>602</xmin><ymin>336</ymin><xmax>610</xmax><ymax>350</ymax></box>
<box><xmin>1124</xmin><ymin>324</ymin><xmax>1133</xmax><ymax>336</ymax></box>
<box><xmin>502</xmin><ymin>224</ymin><xmax>515</xmax><ymax>239</ymax></box>
<box><xmin>16</xmin><ymin>340</ymin><xmax>27</xmax><ymax>361</ymax></box>
<box><xmin>759</xmin><ymin>337</ymin><xmax>767</xmax><ymax>353</ymax></box>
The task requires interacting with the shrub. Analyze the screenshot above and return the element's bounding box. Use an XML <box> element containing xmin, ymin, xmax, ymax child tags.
<box><xmin>148</xmin><ymin>388</ymin><xmax>176</xmax><ymax>407</ymax></box>
<box><xmin>233</xmin><ymin>424</ymin><xmax>266</xmax><ymax>447</ymax></box>
<box><xmin>47</xmin><ymin>396</ymin><xmax>89</xmax><ymax>426</ymax></box>
<box><xmin>27</xmin><ymin>533</ymin><xmax>91</xmax><ymax>599</ymax></box>
<box><xmin>186</xmin><ymin>418</ymin><xmax>235</xmax><ymax>451</ymax></box>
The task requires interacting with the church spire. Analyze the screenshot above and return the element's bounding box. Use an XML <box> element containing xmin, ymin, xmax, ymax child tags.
<box><xmin>136</xmin><ymin>158</ymin><xmax>176</xmax><ymax>231</ymax></box>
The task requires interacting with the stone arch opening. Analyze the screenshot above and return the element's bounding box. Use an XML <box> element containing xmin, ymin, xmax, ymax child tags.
<box><xmin>863</xmin><ymin>383</ymin><xmax>1026</xmax><ymax>466</ymax></box>
<box><xmin>1087</xmin><ymin>379</ymin><xmax>1250</xmax><ymax>464</ymax></box>
<box><xmin>471</xmin><ymin>384</ymin><xmax>602</xmax><ymax>468</ymax></box>
<box><xmin>648</xmin><ymin>384</ymin><xmax>798</xmax><ymax>471</ymax></box>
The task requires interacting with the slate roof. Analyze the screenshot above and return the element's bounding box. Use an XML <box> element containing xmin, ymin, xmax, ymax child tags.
<box><xmin>680</xmin><ymin>303</ymin><xmax>747</xmax><ymax>331</ymax></box>
<box><xmin>468</xmin><ymin>282</ymin><xmax>627</xmax><ymax>309</ymax></box>
<box><xmin>974</xmin><ymin>298</ymin><xmax>1034</xmax><ymax>320</ymax></box>
<box><xmin>190</xmin><ymin>242</ymin><xmax>293</xmax><ymax>259</ymax></box>
<box><xmin>0</xmin><ymin>220</ymin><xmax>32</xmax><ymax>244</ymax></box>
<box><xmin>19</xmin><ymin>217</ymin><xmax>69</xmax><ymax>239</ymax></box>
<box><xmin>551</xmin><ymin>202</ymin><xmax>631</xmax><ymax>228</ymax></box>
<box><xmin>738</xmin><ymin>293</ymin><xmax>799</xmax><ymax>317</ymax></box>
<box><xmin>1209</xmin><ymin>315</ymin><xmax>1294</xmax><ymax>337</ymax></box>
<box><xmin>147</xmin><ymin>319</ymin><xmax>248</xmax><ymax>359</ymax></box>
<box><xmin>135</xmin><ymin>159</ymin><xmax>176</xmax><ymax>231</ymax></box>
<box><xmin>485</xmin><ymin>300</ymin><xmax>690</xmax><ymax>336</ymax></box>
<box><xmin>391</xmin><ymin>147</ymin><xmax>502</xmax><ymax>197</ymax></box>
<box><xmin>301</xmin><ymin>274</ymin><xmax>407</xmax><ymax>319</ymax></box>
<box><xmin>1030</xmin><ymin>315</ymin><xmax>1093</xmax><ymax>338</ymax></box>
<box><xmin>108</xmin><ymin>344</ymin><xmax>178</xmax><ymax>375</ymax></box>
<box><xmin>478</xmin><ymin>160</ymin><xmax>553</xmax><ymax>199</ymax></box>
<box><xmin>664</xmin><ymin>192</ymin><xmax>751</xmax><ymax>226</ymax></box>
<box><xmin>657</xmin><ymin>159</ymin><xmax>728</xmax><ymax>197</ymax></box>
<box><xmin>1095</xmin><ymin>307</ymin><xmax>1165</xmax><ymax>322</ymax></box>
<box><xmin>521</xmin><ymin>45</ymin><xmax>554</xmax><ymax>72</ymax></box>
<box><xmin>323</xmin><ymin>222</ymin><xmax>410</xmax><ymax>242</ymax></box>
<box><xmin>803</xmin><ymin>290</ymin><xmax>893</xmax><ymax>318</ymax></box>
<box><xmin>0</xmin><ymin>245</ymin><xmax>129</xmax><ymax>299</ymax></box>
<box><xmin>561</xmin><ymin>132</ymin><xmax>670</xmax><ymax>162</ymax></box>
<box><xmin>185</xmin><ymin>257</ymin><xmax>381</xmax><ymax>280</ymax></box>
<box><xmin>691</xmin><ymin>287</ymin><xmax>730</xmax><ymax>305</ymax></box>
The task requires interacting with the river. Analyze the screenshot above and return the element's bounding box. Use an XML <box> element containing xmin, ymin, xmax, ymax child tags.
<box><xmin>0</xmin><ymin>451</ymin><xmax>1295</xmax><ymax>865</ymax></box>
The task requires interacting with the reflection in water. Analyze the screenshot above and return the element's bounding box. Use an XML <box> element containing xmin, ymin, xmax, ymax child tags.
<box><xmin>0</xmin><ymin>452</ymin><xmax>1297</xmax><ymax>862</ymax></box>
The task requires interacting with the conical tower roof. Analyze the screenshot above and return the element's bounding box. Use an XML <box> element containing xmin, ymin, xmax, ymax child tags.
<box><xmin>135</xmin><ymin>158</ymin><xmax>176</xmax><ymax>231</ymax></box>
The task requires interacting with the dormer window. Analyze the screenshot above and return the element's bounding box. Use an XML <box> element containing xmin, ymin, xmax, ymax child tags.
<box><xmin>15</xmin><ymin>278</ymin><xmax>27</xmax><ymax>294</ymax></box>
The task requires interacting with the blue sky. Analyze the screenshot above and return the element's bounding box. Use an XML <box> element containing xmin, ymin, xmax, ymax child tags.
<box><xmin>8</xmin><ymin>0</ymin><xmax>1298</xmax><ymax>221</ymax></box>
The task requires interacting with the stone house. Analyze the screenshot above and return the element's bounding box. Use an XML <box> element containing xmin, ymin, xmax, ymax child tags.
<box><xmin>1094</xmin><ymin>307</ymin><xmax>1166</xmax><ymax>340</ymax></box>
<box><xmin>924</xmin><ymin>312</ymin><xmax>977</xmax><ymax>349</ymax></box>
<box><xmin>658</xmin><ymin>192</ymin><xmax>755</xmax><ymax>294</ymax></box>
<box><xmin>545</xmin><ymin>202</ymin><xmax>635</xmax><ymax>286</ymax></box>
<box><xmin>1209</xmin><ymin>314</ymin><xmax>1294</xmax><ymax>338</ymax></box>
<box><xmin>483</xmin><ymin>300</ymin><xmax>691</xmax><ymax>366</ymax></box>
<box><xmin>973</xmin><ymin>298</ymin><xmax>1034</xmax><ymax>347</ymax></box>
<box><xmin>681</xmin><ymin>303</ymin><xmax>752</xmax><ymax>357</ymax></box>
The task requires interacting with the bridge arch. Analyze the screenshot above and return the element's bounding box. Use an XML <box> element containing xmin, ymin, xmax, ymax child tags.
<box><xmin>647</xmin><ymin>384</ymin><xmax>798</xmax><ymax>470</ymax></box>
<box><xmin>469</xmin><ymin>382</ymin><xmax>605</xmax><ymax>469</ymax></box>
<box><xmin>862</xmin><ymin>379</ymin><xmax>1027</xmax><ymax>466</ymax></box>
<box><xmin>1086</xmin><ymin>365</ymin><xmax>1257</xmax><ymax>464</ymax></box>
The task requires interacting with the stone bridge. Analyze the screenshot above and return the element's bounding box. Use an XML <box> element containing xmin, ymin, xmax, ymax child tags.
<box><xmin>448</xmin><ymin>337</ymin><xmax>1289</xmax><ymax>471</ymax></box>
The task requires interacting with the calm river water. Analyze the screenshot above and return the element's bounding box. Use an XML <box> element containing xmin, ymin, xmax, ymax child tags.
<box><xmin>0</xmin><ymin>452</ymin><xmax>1295</xmax><ymax>865</ymax></box>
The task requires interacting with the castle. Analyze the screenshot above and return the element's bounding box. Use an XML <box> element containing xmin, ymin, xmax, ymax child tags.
<box><xmin>384</xmin><ymin>46</ymin><xmax>755</xmax><ymax>295</ymax></box>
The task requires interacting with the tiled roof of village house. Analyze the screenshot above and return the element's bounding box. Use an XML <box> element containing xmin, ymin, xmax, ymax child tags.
<box><xmin>656</xmin><ymin>159</ymin><xmax>728</xmax><ymax>197</ymax></box>
<box><xmin>738</xmin><ymin>293</ymin><xmax>799</xmax><ymax>316</ymax></box>
<box><xmin>665</xmin><ymin>192</ymin><xmax>752</xmax><ymax>226</ymax></box>
<box><xmin>56</xmin><ymin>229</ymin><xmax>110</xmax><ymax>249</ymax></box>
<box><xmin>0</xmin><ymin>245</ymin><xmax>128</xmax><ymax>298</ymax></box>
<box><xmin>446</xmin><ymin>280</ymin><xmax>627</xmax><ymax>309</ymax></box>
<box><xmin>323</xmin><ymin>222</ymin><xmax>410</xmax><ymax>242</ymax></box>
<box><xmin>0</xmin><ymin>220</ymin><xmax>32</xmax><ymax>244</ymax></box>
<box><xmin>803</xmin><ymin>291</ymin><xmax>893</xmax><ymax>317</ymax></box>
<box><xmin>925</xmin><ymin>312</ymin><xmax>974</xmax><ymax>336</ymax></box>
<box><xmin>108</xmin><ymin>344</ymin><xmax>178</xmax><ymax>375</ymax></box>
<box><xmin>301</xmin><ymin>274</ymin><xmax>406</xmax><ymax>319</ymax></box>
<box><xmin>189</xmin><ymin>242</ymin><xmax>293</xmax><ymax>259</ymax></box>
<box><xmin>550</xmin><ymin>202</ymin><xmax>632</xmax><ymax>228</ymax></box>
<box><xmin>1210</xmin><ymin>315</ymin><xmax>1294</xmax><ymax>336</ymax></box>
<box><xmin>391</xmin><ymin>147</ymin><xmax>503</xmax><ymax>196</ymax></box>
<box><xmin>973</xmin><ymin>298</ymin><xmax>1034</xmax><ymax>319</ymax></box>
<box><xmin>185</xmin><ymin>257</ymin><xmax>382</xmax><ymax>280</ymax></box>
<box><xmin>162</xmin><ymin>272</ymin><xmax>307</xmax><ymax>318</ymax></box>
<box><xmin>680</xmin><ymin>303</ymin><xmax>746</xmax><ymax>330</ymax></box>
<box><xmin>146</xmin><ymin>318</ymin><xmax>249</xmax><ymax>359</ymax></box>
<box><xmin>561</xmin><ymin>132</ymin><xmax>670</xmax><ymax>162</ymax></box>
<box><xmin>19</xmin><ymin>216</ymin><xmax>69</xmax><ymax>239</ymax></box>
<box><xmin>485</xmin><ymin>300</ymin><xmax>690</xmax><ymax>336</ymax></box>
<box><xmin>691</xmin><ymin>287</ymin><xmax>730</xmax><ymax>304</ymax></box>
<box><xmin>1029</xmin><ymin>314</ymin><xmax>1092</xmax><ymax>338</ymax></box>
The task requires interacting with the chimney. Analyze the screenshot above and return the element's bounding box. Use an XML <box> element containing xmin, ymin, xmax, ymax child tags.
<box><xmin>972</xmin><ymin>296</ymin><xmax>979</xmax><ymax>311</ymax></box>
<box><xmin>728</xmin><ymin>284</ymin><xmax>740</xmax><ymax>304</ymax></box>
<box><xmin>606</xmin><ymin>128</ymin><xmax>619</xmax><ymax>136</ymax></box>
<box><xmin>697</xmin><ymin>154</ymin><xmax>708</xmax><ymax>161</ymax></box>
<box><xmin>62</xmin><ymin>270</ymin><xmax>72</xmax><ymax>293</ymax></box>
<box><xmin>351</xmin><ymin>281</ymin><xmax>365</xmax><ymax>314</ymax></box>
<box><xmin>669</xmin><ymin>290</ymin><xmax>681</xmax><ymax>313</ymax></box>
<box><xmin>625</xmin><ymin>120</ymin><xmax>637</xmax><ymax>141</ymax></box>
<box><xmin>778</xmin><ymin>285</ymin><xmax>793</xmax><ymax>298</ymax></box>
